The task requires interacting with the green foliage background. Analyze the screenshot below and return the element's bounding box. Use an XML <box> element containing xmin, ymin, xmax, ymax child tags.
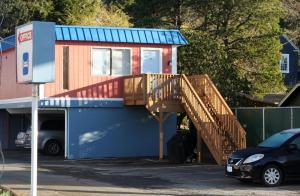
<box><xmin>0</xmin><ymin>0</ymin><xmax>296</xmax><ymax>106</ymax></box>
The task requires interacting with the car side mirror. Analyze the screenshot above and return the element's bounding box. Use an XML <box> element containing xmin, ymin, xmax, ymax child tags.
<box><xmin>288</xmin><ymin>144</ymin><xmax>298</xmax><ymax>151</ymax></box>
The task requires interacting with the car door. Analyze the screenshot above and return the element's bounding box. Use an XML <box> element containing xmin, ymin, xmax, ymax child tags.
<box><xmin>284</xmin><ymin>135</ymin><xmax>300</xmax><ymax>178</ymax></box>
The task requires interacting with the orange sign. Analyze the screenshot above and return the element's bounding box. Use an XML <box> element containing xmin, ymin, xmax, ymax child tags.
<box><xmin>18</xmin><ymin>30</ymin><xmax>33</xmax><ymax>43</ymax></box>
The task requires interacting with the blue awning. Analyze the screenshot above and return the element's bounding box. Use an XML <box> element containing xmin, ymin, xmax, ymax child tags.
<box><xmin>55</xmin><ymin>25</ymin><xmax>188</xmax><ymax>45</ymax></box>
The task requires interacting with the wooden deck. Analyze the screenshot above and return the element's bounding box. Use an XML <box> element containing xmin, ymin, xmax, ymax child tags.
<box><xmin>124</xmin><ymin>74</ymin><xmax>184</xmax><ymax>112</ymax></box>
<box><xmin>123</xmin><ymin>74</ymin><xmax>246</xmax><ymax>165</ymax></box>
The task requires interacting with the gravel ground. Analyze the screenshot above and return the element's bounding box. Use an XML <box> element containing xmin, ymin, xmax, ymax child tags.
<box><xmin>1</xmin><ymin>151</ymin><xmax>300</xmax><ymax>196</ymax></box>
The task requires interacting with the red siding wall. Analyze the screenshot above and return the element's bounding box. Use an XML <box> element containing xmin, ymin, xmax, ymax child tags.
<box><xmin>44</xmin><ymin>41</ymin><xmax>172</xmax><ymax>98</ymax></box>
<box><xmin>0</xmin><ymin>41</ymin><xmax>173</xmax><ymax>100</ymax></box>
<box><xmin>0</xmin><ymin>49</ymin><xmax>32</xmax><ymax>99</ymax></box>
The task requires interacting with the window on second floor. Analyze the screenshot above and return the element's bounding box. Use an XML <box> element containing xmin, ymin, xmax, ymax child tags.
<box><xmin>280</xmin><ymin>54</ymin><xmax>289</xmax><ymax>74</ymax></box>
<box><xmin>92</xmin><ymin>48</ymin><xmax>131</xmax><ymax>76</ymax></box>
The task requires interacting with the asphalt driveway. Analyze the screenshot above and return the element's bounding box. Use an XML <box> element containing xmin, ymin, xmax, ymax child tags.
<box><xmin>1</xmin><ymin>151</ymin><xmax>300</xmax><ymax>196</ymax></box>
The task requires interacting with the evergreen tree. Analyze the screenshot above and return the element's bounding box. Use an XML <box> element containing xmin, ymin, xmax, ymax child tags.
<box><xmin>281</xmin><ymin>0</ymin><xmax>300</xmax><ymax>46</ymax></box>
<box><xmin>124</xmin><ymin>0</ymin><xmax>288</xmax><ymax>104</ymax></box>
<box><xmin>180</xmin><ymin>0</ymin><xmax>286</xmax><ymax>102</ymax></box>
<box><xmin>0</xmin><ymin>0</ymin><xmax>52</xmax><ymax>37</ymax></box>
<box><xmin>0</xmin><ymin>0</ymin><xmax>131</xmax><ymax>37</ymax></box>
<box><xmin>48</xmin><ymin>0</ymin><xmax>98</xmax><ymax>25</ymax></box>
<box><xmin>127</xmin><ymin>0</ymin><xmax>184</xmax><ymax>28</ymax></box>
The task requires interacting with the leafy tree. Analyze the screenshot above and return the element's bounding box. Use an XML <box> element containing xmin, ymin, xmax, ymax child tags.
<box><xmin>178</xmin><ymin>30</ymin><xmax>250</xmax><ymax>105</ymax></box>
<box><xmin>127</xmin><ymin>0</ymin><xmax>184</xmax><ymax>28</ymax></box>
<box><xmin>281</xmin><ymin>0</ymin><xmax>300</xmax><ymax>46</ymax></box>
<box><xmin>79</xmin><ymin>2</ymin><xmax>131</xmax><ymax>27</ymax></box>
<box><xmin>0</xmin><ymin>0</ymin><xmax>131</xmax><ymax>38</ymax></box>
<box><xmin>0</xmin><ymin>0</ymin><xmax>52</xmax><ymax>37</ymax></box>
<box><xmin>102</xmin><ymin>0</ymin><xmax>134</xmax><ymax>9</ymax></box>
<box><xmin>48</xmin><ymin>0</ymin><xmax>98</xmax><ymax>25</ymax></box>
<box><xmin>124</xmin><ymin>0</ymin><xmax>286</xmax><ymax>104</ymax></box>
<box><xmin>178</xmin><ymin>0</ymin><xmax>286</xmax><ymax>105</ymax></box>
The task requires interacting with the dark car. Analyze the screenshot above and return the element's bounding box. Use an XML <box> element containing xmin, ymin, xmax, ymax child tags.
<box><xmin>225</xmin><ymin>128</ymin><xmax>300</xmax><ymax>186</ymax></box>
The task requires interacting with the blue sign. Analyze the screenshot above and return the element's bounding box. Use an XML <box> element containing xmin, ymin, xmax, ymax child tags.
<box><xmin>22</xmin><ymin>52</ymin><xmax>29</xmax><ymax>75</ymax></box>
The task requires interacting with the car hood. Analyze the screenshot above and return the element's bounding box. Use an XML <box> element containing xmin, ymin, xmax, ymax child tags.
<box><xmin>230</xmin><ymin>146</ymin><xmax>275</xmax><ymax>159</ymax></box>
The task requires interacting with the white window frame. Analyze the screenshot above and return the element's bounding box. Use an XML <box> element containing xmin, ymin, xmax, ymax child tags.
<box><xmin>171</xmin><ymin>46</ymin><xmax>178</xmax><ymax>74</ymax></box>
<box><xmin>280</xmin><ymin>54</ymin><xmax>290</xmax><ymax>74</ymax></box>
<box><xmin>91</xmin><ymin>46</ymin><xmax>132</xmax><ymax>76</ymax></box>
<box><xmin>141</xmin><ymin>48</ymin><xmax>163</xmax><ymax>74</ymax></box>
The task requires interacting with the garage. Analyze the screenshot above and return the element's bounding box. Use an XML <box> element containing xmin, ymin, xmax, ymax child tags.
<box><xmin>0</xmin><ymin>108</ymin><xmax>66</xmax><ymax>157</ymax></box>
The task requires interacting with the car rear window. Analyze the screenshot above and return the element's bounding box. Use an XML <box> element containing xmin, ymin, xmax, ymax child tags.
<box><xmin>40</xmin><ymin>120</ymin><xmax>64</xmax><ymax>130</ymax></box>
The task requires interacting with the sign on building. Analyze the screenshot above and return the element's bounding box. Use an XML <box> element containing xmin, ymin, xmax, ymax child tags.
<box><xmin>16</xmin><ymin>21</ymin><xmax>55</xmax><ymax>83</ymax></box>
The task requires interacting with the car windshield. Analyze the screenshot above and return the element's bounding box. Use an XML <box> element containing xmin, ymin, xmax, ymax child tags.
<box><xmin>258</xmin><ymin>132</ymin><xmax>294</xmax><ymax>148</ymax></box>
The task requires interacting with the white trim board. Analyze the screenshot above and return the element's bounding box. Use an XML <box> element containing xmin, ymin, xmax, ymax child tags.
<box><xmin>41</xmin><ymin>97</ymin><xmax>124</xmax><ymax>101</ymax></box>
<box><xmin>171</xmin><ymin>46</ymin><xmax>178</xmax><ymax>74</ymax></box>
<box><xmin>0</xmin><ymin>97</ymin><xmax>32</xmax><ymax>104</ymax></box>
<box><xmin>278</xmin><ymin>84</ymin><xmax>300</xmax><ymax>107</ymax></box>
<box><xmin>0</xmin><ymin>97</ymin><xmax>123</xmax><ymax>107</ymax></box>
<box><xmin>282</xmin><ymin>35</ymin><xmax>300</xmax><ymax>51</ymax></box>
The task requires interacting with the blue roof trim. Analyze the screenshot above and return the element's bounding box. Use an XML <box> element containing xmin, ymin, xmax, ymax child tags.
<box><xmin>0</xmin><ymin>35</ymin><xmax>16</xmax><ymax>51</ymax></box>
<box><xmin>1</xmin><ymin>25</ymin><xmax>188</xmax><ymax>52</ymax></box>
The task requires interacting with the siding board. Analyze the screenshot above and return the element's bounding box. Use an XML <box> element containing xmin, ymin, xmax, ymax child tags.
<box><xmin>0</xmin><ymin>41</ymin><xmax>173</xmax><ymax>100</ymax></box>
<box><xmin>44</xmin><ymin>41</ymin><xmax>172</xmax><ymax>98</ymax></box>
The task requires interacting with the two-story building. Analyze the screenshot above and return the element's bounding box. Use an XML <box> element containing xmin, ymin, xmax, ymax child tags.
<box><xmin>0</xmin><ymin>22</ymin><xmax>246</xmax><ymax>165</ymax></box>
<box><xmin>280</xmin><ymin>35</ymin><xmax>299</xmax><ymax>86</ymax></box>
<box><xmin>0</xmin><ymin>24</ymin><xmax>188</xmax><ymax>159</ymax></box>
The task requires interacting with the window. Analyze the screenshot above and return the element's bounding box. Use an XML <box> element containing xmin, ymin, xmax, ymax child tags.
<box><xmin>63</xmin><ymin>46</ymin><xmax>69</xmax><ymax>90</ymax></box>
<box><xmin>92</xmin><ymin>48</ymin><xmax>131</xmax><ymax>76</ymax></box>
<box><xmin>112</xmin><ymin>49</ymin><xmax>131</xmax><ymax>75</ymax></box>
<box><xmin>280</xmin><ymin>54</ymin><xmax>289</xmax><ymax>73</ymax></box>
<box><xmin>40</xmin><ymin>120</ymin><xmax>65</xmax><ymax>131</ymax></box>
<box><xmin>290</xmin><ymin>136</ymin><xmax>300</xmax><ymax>149</ymax></box>
<box><xmin>141</xmin><ymin>49</ymin><xmax>162</xmax><ymax>73</ymax></box>
<box><xmin>92</xmin><ymin>48</ymin><xmax>111</xmax><ymax>75</ymax></box>
<box><xmin>258</xmin><ymin>132</ymin><xmax>294</xmax><ymax>148</ymax></box>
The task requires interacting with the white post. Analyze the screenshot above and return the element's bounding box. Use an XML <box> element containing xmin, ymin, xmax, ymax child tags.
<box><xmin>31</xmin><ymin>84</ymin><xmax>39</xmax><ymax>196</ymax></box>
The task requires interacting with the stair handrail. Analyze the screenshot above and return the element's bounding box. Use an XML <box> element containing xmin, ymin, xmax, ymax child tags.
<box><xmin>188</xmin><ymin>74</ymin><xmax>246</xmax><ymax>149</ymax></box>
<box><xmin>181</xmin><ymin>74</ymin><xmax>224</xmax><ymax>163</ymax></box>
<box><xmin>181</xmin><ymin>74</ymin><xmax>219</xmax><ymax>126</ymax></box>
<box><xmin>200</xmin><ymin>74</ymin><xmax>234</xmax><ymax>114</ymax></box>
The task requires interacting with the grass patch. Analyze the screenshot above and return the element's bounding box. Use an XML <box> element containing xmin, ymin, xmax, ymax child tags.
<box><xmin>0</xmin><ymin>187</ymin><xmax>14</xmax><ymax>196</ymax></box>
<box><xmin>0</xmin><ymin>190</ymin><xmax>12</xmax><ymax>196</ymax></box>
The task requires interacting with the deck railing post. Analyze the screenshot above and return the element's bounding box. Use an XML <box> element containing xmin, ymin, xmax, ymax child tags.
<box><xmin>197</xmin><ymin>131</ymin><xmax>202</xmax><ymax>163</ymax></box>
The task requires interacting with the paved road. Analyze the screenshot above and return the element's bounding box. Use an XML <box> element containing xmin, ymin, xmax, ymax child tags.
<box><xmin>1</xmin><ymin>151</ymin><xmax>300</xmax><ymax>196</ymax></box>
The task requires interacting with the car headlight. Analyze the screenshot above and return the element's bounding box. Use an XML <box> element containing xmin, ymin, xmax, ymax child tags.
<box><xmin>243</xmin><ymin>154</ymin><xmax>264</xmax><ymax>164</ymax></box>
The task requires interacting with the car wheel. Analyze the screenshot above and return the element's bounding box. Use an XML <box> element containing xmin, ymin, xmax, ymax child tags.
<box><xmin>44</xmin><ymin>140</ymin><xmax>61</xmax><ymax>156</ymax></box>
<box><xmin>262</xmin><ymin>165</ymin><xmax>283</xmax><ymax>187</ymax></box>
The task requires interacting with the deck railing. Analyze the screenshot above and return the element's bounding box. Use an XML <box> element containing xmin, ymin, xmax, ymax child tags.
<box><xmin>123</xmin><ymin>74</ymin><xmax>180</xmax><ymax>105</ymax></box>
<box><xmin>188</xmin><ymin>75</ymin><xmax>246</xmax><ymax>149</ymax></box>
